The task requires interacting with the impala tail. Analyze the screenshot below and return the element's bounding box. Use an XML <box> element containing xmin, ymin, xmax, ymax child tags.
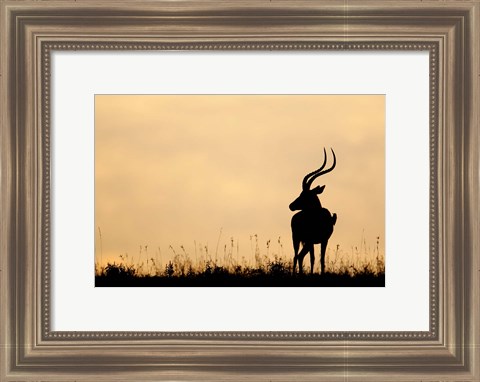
<box><xmin>332</xmin><ymin>213</ymin><xmax>337</xmax><ymax>226</ymax></box>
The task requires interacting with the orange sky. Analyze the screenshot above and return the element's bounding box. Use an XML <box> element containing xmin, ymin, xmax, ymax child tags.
<box><xmin>95</xmin><ymin>95</ymin><xmax>384</xmax><ymax>267</ymax></box>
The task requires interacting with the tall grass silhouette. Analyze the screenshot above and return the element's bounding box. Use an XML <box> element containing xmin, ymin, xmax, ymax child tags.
<box><xmin>95</xmin><ymin>234</ymin><xmax>385</xmax><ymax>287</ymax></box>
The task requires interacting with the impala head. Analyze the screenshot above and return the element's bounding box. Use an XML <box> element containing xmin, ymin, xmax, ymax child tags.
<box><xmin>289</xmin><ymin>148</ymin><xmax>336</xmax><ymax>211</ymax></box>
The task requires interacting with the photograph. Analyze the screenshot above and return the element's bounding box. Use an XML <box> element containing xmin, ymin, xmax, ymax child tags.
<box><xmin>94</xmin><ymin>95</ymin><xmax>385</xmax><ymax>287</ymax></box>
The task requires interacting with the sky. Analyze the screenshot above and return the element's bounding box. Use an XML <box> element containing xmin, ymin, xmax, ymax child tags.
<box><xmin>95</xmin><ymin>95</ymin><xmax>385</xmax><ymax>267</ymax></box>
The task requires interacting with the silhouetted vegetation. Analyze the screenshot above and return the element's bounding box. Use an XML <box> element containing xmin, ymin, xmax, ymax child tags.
<box><xmin>95</xmin><ymin>236</ymin><xmax>385</xmax><ymax>287</ymax></box>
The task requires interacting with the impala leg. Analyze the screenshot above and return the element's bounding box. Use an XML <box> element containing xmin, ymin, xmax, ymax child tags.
<box><xmin>292</xmin><ymin>239</ymin><xmax>300</xmax><ymax>274</ymax></box>
<box><xmin>296</xmin><ymin>245</ymin><xmax>309</xmax><ymax>274</ymax></box>
<box><xmin>298</xmin><ymin>255</ymin><xmax>304</xmax><ymax>274</ymax></box>
<box><xmin>309</xmin><ymin>244</ymin><xmax>315</xmax><ymax>274</ymax></box>
<box><xmin>320</xmin><ymin>240</ymin><xmax>328</xmax><ymax>275</ymax></box>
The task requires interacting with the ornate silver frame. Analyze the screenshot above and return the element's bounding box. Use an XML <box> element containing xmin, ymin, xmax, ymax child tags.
<box><xmin>1</xmin><ymin>1</ymin><xmax>479</xmax><ymax>380</ymax></box>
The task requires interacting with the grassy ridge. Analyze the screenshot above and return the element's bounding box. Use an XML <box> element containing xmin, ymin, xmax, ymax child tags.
<box><xmin>95</xmin><ymin>253</ymin><xmax>385</xmax><ymax>287</ymax></box>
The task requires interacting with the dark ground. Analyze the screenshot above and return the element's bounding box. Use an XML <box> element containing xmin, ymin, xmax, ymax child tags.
<box><xmin>95</xmin><ymin>272</ymin><xmax>385</xmax><ymax>287</ymax></box>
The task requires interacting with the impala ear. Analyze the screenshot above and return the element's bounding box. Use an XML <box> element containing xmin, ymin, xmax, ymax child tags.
<box><xmin>312</xmin><ymin>185</ymin><xmax>325</xmax><ymax>194</ymax></box>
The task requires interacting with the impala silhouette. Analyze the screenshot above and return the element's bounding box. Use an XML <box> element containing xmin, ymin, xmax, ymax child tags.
<box><xmin>289</xmin><ymin>148</ymin><xmax>337</xmax><ymax>275</ymax></box>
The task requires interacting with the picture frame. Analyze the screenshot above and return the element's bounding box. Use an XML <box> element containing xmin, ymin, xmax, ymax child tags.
<box><xmin>1</xmin><ymin>0</ymin><xmax>478</xmax><ymax>380</ymax></box>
